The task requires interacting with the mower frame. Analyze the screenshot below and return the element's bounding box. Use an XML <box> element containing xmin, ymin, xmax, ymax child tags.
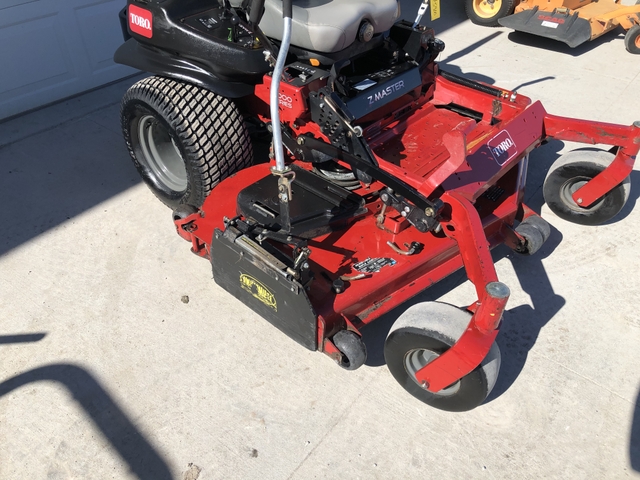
<box><xmin>115</xmin><ymin>0</ymin><xmax>640</xmax><ymax>408</ymax></box>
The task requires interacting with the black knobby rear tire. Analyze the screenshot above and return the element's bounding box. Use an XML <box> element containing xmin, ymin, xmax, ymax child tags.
<box><xmin>121</xmin><ymin>76</ymin><xmax>253</xmax><ymax>209</ymax></box>
<box><xmin>465</xmin><ymin>0</ymin><xmax>515</xmax><ymax>27</ymax></box>
<box><xmin>384</xmin><ymin>302</ymin><xmax>501</xmax><ymax>412</ymax></box>
<box><xmin>543</xmin><ymin>149</ymin><xmax>631</xmax><ymax>225</ymax></box>
<box><xmin>625</xmin><ymin>25</ymin><xmax>640</xmax><ymax>54</ymax></box>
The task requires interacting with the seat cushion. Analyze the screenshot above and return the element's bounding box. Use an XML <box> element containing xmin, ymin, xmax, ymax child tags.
<box><xmin>259</xmin><ymin>0</ymin><xmax>400</xmax><ymax>53</ymax></box>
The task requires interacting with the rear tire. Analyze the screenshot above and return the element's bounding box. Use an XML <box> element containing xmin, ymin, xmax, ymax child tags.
<box><xmin>121</xmin><ymin>76</ymin><xmax>253</xmax><ymax>209</ymax></box>
<box><xmin>625</xmin><ymin>25</ymin><xmax>640</xmax><ymax>55</ymax></box>
<box><xmin>465</xmin><ymin>0</ymin><xmax>515</xmax><ymax>27</ymax></box>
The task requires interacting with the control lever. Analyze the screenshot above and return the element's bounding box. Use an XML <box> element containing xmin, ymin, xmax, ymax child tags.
<box><xmin>249</xmin><ymin>0</ymin><xmax>266</xmax><ymax>25</ymax></box>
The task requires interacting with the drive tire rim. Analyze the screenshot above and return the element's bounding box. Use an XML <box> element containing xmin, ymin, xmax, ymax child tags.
<box><xmin>137</xmin><ymin>114</ymin><xmax>188</xmax><ymax>193</ymax></box>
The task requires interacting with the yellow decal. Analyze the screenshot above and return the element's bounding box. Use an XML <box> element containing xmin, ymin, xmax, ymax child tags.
<box><xmin>431</xmin><ymin>0</ymin><xmax>440</xmax><ymax>21</ymax></box>
<box><xmin>240</xmin><ymin>274</ymin><xmax>277</xmax><ymax>311</ymax></box>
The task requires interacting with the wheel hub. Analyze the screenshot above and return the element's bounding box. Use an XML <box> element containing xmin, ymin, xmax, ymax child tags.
<box><xmin>474</xmin><ymin>0</ymin><xmax>500</xmax><ymax>17</ymax></box>
<box><xmin>559</xmin><ymin>176</ymin><xmax>604</xmax><ymax>213</ymax></box>
<box><xmin>404</xmin><ymin>348</ymin><xmax>460</xmax><ymax>396</ymax></box>
<box><xmin>137</xmin><ymin>115</ymin><xmax>188</xmax><ymax>192</ymax></box>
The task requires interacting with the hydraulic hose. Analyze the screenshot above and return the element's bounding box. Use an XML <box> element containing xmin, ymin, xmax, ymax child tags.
<box><xmin>270</xmin><ymin>0</ymin><xmax>293</xmax><ymax>172</ymax></box>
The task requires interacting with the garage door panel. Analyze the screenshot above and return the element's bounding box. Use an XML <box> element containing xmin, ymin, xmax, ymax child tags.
<box><xmin>0</xmin><ymin>0</ymin><xmax>134</xmax><ymax>120</ymax></box>
<box><xmin>0</xmin><ymin>1</ymin><xmax>61</xmax><ymax>26</ymax></box>
<box><xmin>0</xmin><ymin>14</ymin><xmax>75</xmax><ymax>96</ymax></box>
<box><xmin>75</xmin><ymin>0</ymin><xmax>129</xmax><ymax>73</ymax></box>
<box><xmin>0</xmin><ymin>0</ymin><xmax>42</xmax><ymax>13</ymax></box>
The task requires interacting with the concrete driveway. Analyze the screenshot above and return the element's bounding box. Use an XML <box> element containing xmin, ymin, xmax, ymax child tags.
<box><xmin>1</xmin><ymin>3</ymin><xmax>639</xmax><ymax>479</ymax></box>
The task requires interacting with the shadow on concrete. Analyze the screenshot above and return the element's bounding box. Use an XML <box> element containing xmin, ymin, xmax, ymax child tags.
<box><xmin>604</xmin><ymin>169</ymin><xmax>640</xmax><ymax>225</ymax></box>
<box><xmin>512</xmin><ymin>76</ymin><xmax>556</xmax><ymax>92</ymax></box>
<box><xmin>438</xmin><ymin>31</ymin><xmax>502</xmax><ymax>84</ymax></box>
<box><xmin>0</xmin><ymin>363</ymin><xmax>173</xmax><ymax>480</ymax></box>
<box><xmin>0</xmin><ymin>333</ymin><xmax>46</xmax><ymax>344</ymax></box>
<box><xmin>506</xmin><ymin>28</ymin><xmax>624</xmax><ymax>56</ymax></box>
<box><xmin>0</xmin><ymin>85</ymin><xmax>141</xmax><ymax>258</ymax></box>
<box><xmin>632</xmin><ymin>387</ymin><xmax>640</xmax><ymax>471</ymax></box>
<box><xmin>485</xmin><ymin>238</ymin><xmax>564</xmax><ymax>402</ymax></box>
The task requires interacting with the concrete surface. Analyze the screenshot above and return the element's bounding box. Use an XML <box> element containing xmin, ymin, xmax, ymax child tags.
<box><xmin>1</xmin><ymin>2</ymin><xmax>639</xmax><ymax>479</ymax></box>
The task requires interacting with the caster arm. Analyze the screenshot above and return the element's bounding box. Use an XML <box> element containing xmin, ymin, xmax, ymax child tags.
<box><xmin>543</xmin><ymin>115</ymin><xmax>640</xmax><ymax>208</ymax></box>
<box><xmin>413</xmin><ymin>191</ymin><xmax>510</xmax><ymax>393</ymax></box>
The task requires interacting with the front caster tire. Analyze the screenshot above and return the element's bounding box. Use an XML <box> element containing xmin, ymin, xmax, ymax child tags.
<box><xmin>543</xmin><ymin>149</ymin><xmax>631</xmax><ymax>225</ymax></box>
<box><xmin>333</xmin><ymin>330</ymin><xmax>367</xmax><ymax>371</ymax></box>
<box><xmin>121</xmin><ymin>76</ymin><xmax>253</xmax><ymax>209</ymax></box>
<box><xmin>625</xmin><ymin>25</ymin><xmax>640</xmax><ymax>54</ymax></box>
<box><xmin>465</xmin><ymin>0</ymin><xmax>515</xmax><ymax>26</ymax></box>
<box><xmin>384</xmin><ymin>302</ymin><xmax>501</xmax><ymax>412</ymax></box>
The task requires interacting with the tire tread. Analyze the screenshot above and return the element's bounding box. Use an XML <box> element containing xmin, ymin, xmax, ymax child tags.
<box><xmin>121</xmin><ymin>76</ymin><xmax>252</xmax><ymax>207</ymax></box>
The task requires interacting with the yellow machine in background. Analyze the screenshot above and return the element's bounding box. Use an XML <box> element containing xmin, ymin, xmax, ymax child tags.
<box><xmin>467</xmin><ymin>0</ymin><xmax>640</xmax><ymax>54</ymax></box>
<box><xmin>466</xmin><ymin>0</ymin><xmax>521</xmax><ymax>26</ymax></box>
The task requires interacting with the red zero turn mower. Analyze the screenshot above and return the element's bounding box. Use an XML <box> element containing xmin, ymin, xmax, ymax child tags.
<box><xmin>115</xmin><ymin>0</ymin><xmax>639</xmax><ymax>411</ymax></box>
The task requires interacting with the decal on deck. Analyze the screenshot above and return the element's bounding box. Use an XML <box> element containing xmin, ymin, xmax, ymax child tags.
<box><xmin>353</xmin><ymin>257</ymin><xmax>396</xmax><ymax>274</ymax></box>
<box><xmin>240</xmin><ymin>274</ymin><xmax>277</xmax><ymax>311</ymax></box>
<box><xmin>488</xmin><ymin>130</ymin><xmax>518</xmax><ymax>166</ymax></box>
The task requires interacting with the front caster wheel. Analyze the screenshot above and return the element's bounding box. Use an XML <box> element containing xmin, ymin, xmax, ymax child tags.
<box><xmin>543</xmin><ymin>149</ymin><xmax>631</xmax><ymax>225</ymax></box>
<box><xmin>333</xmin><ymin>330</ymin><xmax>367</xmax><ymax>371</ymax></box>
<box><xmin>384</xmin><ymin>302</ymin><xmax>501</xmax><ymax>412</ymax></box>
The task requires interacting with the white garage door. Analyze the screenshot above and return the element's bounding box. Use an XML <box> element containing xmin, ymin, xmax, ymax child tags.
<box><xmin>0</xmin><ymin>0</ymin><xmax>135</xmax><ymax>121</ymax></box>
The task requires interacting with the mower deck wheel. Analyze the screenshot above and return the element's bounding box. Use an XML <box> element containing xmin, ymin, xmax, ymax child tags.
<box><xmin>333</xmin><ymin>330</ymin><xmax>367</xmax><ymax>370</ymax></box>
<box><xmin>384</xmin><ymin>302</ymin><xmax>501</xmax><ymax>412</ymax></box>
<box><xmin>121</xmin><ymin>76</ymin><xmax>253</xmax><ymax>209</ymax></box>
<box><xmin>543</xmin><ymin>149</ymin><xmax>631</xmax><ymax>225</ymax></box>
<box><xmin>172</xmin><ymin>204</ymin><xmax>198</xmax><ymax>222</ymax></box>
<box><xmin>514</xmin><ymin>215</ymin><xmax>550</xmax><ymax>255</ymax></box>
<box><xmin>465</xmin><ymin>0</ymin><xmax>515</xmax><ymax>27</ymax></box>
<box><xmin>625</xmin><ymin>25</ymin><xmax>640</xmax><ymax>54</ymax></box>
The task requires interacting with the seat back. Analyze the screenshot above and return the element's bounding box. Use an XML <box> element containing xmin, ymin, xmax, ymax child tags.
<box><xmin>258</xmin><ymin>0</ymin><xmax>400</xmax><ymax>53</ymax></box>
